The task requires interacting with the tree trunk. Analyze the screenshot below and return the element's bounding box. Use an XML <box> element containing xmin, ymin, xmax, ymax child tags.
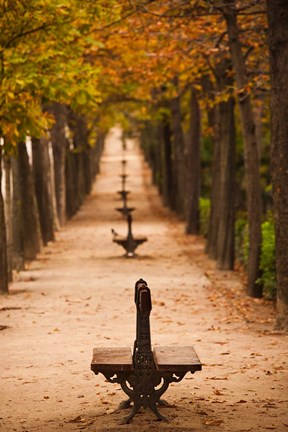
<box><xmin>48</xmin><ymin>103</ymin><xmax>67</xmax><ymax>226</ymax></box>
<box><xmin>223</xmin><ymin>0</ymin><xmax>262</xmax><ymax>297</ymax></box>
<box><xmin>32</xmin><ymin>137</ymin><xmax>55</xmax><ymax>245</ymax></box>
<box><xmin>92</xmin><ymin>131</ymin><xmax>105</xmax><ymax>178</ymax></box>
<box><xmin>48</xmin><ymin>140</ymin><xmax>60</xmax><ymax>232</ymax></box>
<box><xmin>267</xmin><ymin>0</ymin><xmax>288</xmax><ymax>329</ymax></box>
<box><xmin>65</xmin><ymin>148</ymin><xmax>78</xmax><ymax>219</ymax></box>
<box><xmin>11</xmin><ymin>155</ymin><xmax>25</xmax><ymax>271</ymax></box>
<box><xmin>186</xmin><ymin>87</ymin><xmax>201</xmax><ymax>234</ymax></box>
<box><xmin>170</xmin><ymin>93</ymin><xmax>186</xmax><ymax>215</ymax></box>
<box><xmin>210</xmin><ymin>59</ymin><xmax>237</xmax><ymax>270</ymax></box>
<box><xmin>205</xmin><ymin>79</ymin><xmax>221</xmax><ymax>258</ymax></box>
<box><xmin>140</xmin><ymin>122</ymin><xmax>162</xmax><ymax>190</ymax></box>
<box><xmin>216</xmin><ymin>95</ymin><xmax>236</xmax><ymax>270</ymax></box>
<box><xmin>3</xmin><ymin>155</ymin><xmax>12</xmax><ymax>282</ymax></box>
<box><xmin>0</xmin><ymin>149</ymin><xmax>8</xmax><ymax>294</ymax></box>
<box><xmin>67</xmin><ymin>110</ymin><xmax>88</xmax><ymax>209</ymax></box>
<box><xmin>17</xmin><ymin>141</ymin><xmax>42</xmax><ymax>260</ymax></box>
<box><xmin>160</xmin><ymin>115</ymin><xmax>173</xmax><ymax>208</ymax></box>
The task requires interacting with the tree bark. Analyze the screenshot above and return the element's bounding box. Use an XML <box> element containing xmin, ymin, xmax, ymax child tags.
<box><xmin>65</xmin><ymin>147</ymin><xmax>78</xmax><ymax>219</ymax></box>
<box><xmin>17</xmin><ymin>141</ymin><xmax>42</xmax><ymax>260</ymax></box>
<box><xmin>48</xmin><ymin>103</ymin><xmax>67</xmax><ymax>226</ymax></box>
<box><xmin>32</xmin><ymin>136</ymin><xmax>55</xmax><ymax>245</ymax></box>
<box><xmin>204</xmin><ymin>78</ymin><xmax>221</xmax><ymax>258</ymax></box>
<box><xmin>267</xmin><ymin>0</ymin><xmax>288</xmax><ymax>329</ymax></box>
<box><xmin>160</xmin><ymin>114</ymin><xmax>173</xmax><ymax>208</ymax></box>
<box><xmin>186</xmin><ymin>87</ymin><xmax>201</xmax><ymax>234</ymax></box>
<box><xmin>0</xmin><ymin>149</ymin><xmax>8</xmax><ymax>294</ymax></box>
<box><xmin>211</xmin><ymin>59</ymin><xmax>236</xmax><ymax>270</ymax></box>
<box><xmin>216</xmin><ymin>95</ymin><xmax>236</xmax><ymax>270</ymax></box>
<box><xmin>48</xmin><ymin>140</ymin><xmax>60</xmax><ymax>232</ymax></box>
<box><xmin>11</xmin><ymin>155</ymin><xmax>25</xmax><ymax>271</ymax></box>
<box><xmin>92</xmin><ymin>131</ymin><xmax>105</xmax><ymax>178</ymax></box>
<box><xmin>3</xmin><ymin>155</ymin><xmax>13</xmax><ymax>282</ymax></box>
<box><xmin>67</xmin><ymin>110</ymin><xmax>88</xmax><ymax>209</ymax></box>
<box><xmin>170</xmin><ymin>92</ymin><xmax>186</xmax><ymax>215</ymax></box>
<box><xmin>140</xmin><ymin>122</ymin><xmax>162</xmax><ymax>190</ymax></box>
<box><xmin>223</xmin><ymin>0</ymin><xmax>262</xmax><ymax>296</ymax></box>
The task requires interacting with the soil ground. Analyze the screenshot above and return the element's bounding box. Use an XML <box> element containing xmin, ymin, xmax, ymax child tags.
<box><xmin>0</xmin><ymin>128</ymin><xmax>287</xmax><ymax>432</ymax></box>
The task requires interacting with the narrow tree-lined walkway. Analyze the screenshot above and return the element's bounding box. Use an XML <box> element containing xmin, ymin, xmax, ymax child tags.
<box><xmin>0</xmin><ymin>129</ymin><xmax>287</xmax><ymax>432</ymax></box>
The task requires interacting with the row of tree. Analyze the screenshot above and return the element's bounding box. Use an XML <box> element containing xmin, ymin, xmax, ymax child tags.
<box><xmin>0</xmin><ymin>1</ymin><xmax>115</xmax><ymax>292</ymax></box>
<box><xmin>1</xmin><ymin>104</ymin><xmax>104</xmax><ymax>292</ymax></box>
<box><xmin>0</xmin><ymin>1</ymin><xmax>287</xmax><ymax>329</ymax></box>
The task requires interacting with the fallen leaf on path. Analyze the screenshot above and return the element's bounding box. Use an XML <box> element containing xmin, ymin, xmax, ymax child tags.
<box><xmin>210</xmin><ymin>376</ymin><xmax>228</xmax><ymax>380</ymax></box>
<box><xmin>262</xmin><ymin>331</ymin><xmax>285</xmax><ymax>336</ymax></box>
<box><xmin>22</xmin><ymin>276</ymin><xmax>37</xmax><ymax>282</ymax></box>
<box><xmin>262</xmin><ymin>403</ymin><xmax>276</xmax><ymax>408</ymax></box>
<box><xmin>154</xmin><ymin>301</ymin><xmax>165</xmax><ymax>306</ymax></box>
<box><xmin>213</xmin><ymin>389</ymin><xmax>224</xmax><ymax>396</ymax></box>
<box><xmin>203</xmin><ymin>363</ymin><xmax>223</xmax><ymax>367</ymax></box>
<box><xmin>197</xmin><ymin>410</ymin><xmax>208</xmax><ymax>416</ymax></box>
<box><xmin>106</xmin><ymin>408</ymin><xmax>115</xmax><ymax>415</ymax></box>
<box><xmin>273</xmin><ymin>365</ymin><xmax>284</xmax><ymax>371</ymax></box>
<box><xmin>205</xmin><ymin>419</ymin><xmax>223</xmax><ymax>426</ymax></box>
<box><xmin>69</xmin><ymin>415</ymin><xmax>85</xmax><ymax>423</ymax></box>
<box><xmin>77</xmin><ymin>419</ymin><xmax>95</xmax><ymax>429</ymax></box>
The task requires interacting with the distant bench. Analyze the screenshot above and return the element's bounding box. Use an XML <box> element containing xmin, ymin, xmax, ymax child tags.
<box><xmin>112</xmin><ymin>215</ymin><xmax>147</xmax><ymax>257</ymax></box>
<box><xmin>91</xmin><ymin>279</ymin><xmax>202</xmax><ymax>424</ymax></box>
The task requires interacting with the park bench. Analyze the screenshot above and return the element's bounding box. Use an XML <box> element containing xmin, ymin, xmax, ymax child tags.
<box><xmin>91</xmin><ymin>279</ymin><xmax>202</xmax><ymax>424</ymax></box>
<box><xmin>115</xmin><ymin>193</ymin><xmax>135</xmax><ymax>217</ymax></box>
<box><xmin>112</xmin><ymin>214</ymin><xmax>147</xmax><ymax>257</ymax></box>
<box><xmin>119</xmin><ymin>173</ymin><xmax>128</xmax><ymax>191</ymax></box>
<box><xmin>121</xmin><ymin>159</ymin><xmax>127</xmax><ymax>176</ymax></box>
<box><xmin>117</xmin><ymin>190</ymin><xmax>130</xmax><ymax>199</ymax></box>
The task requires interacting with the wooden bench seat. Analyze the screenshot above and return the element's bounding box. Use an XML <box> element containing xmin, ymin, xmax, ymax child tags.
<box><xmin>91</xmin><ymin>347</ymin><xmax>132</xmax><ymax>372</ymax></box>
<box><xmin>154</xmin><ymin>346</ymin><xmax>202</xmax><ymax>373</ymax></box>
<box><xmin>91</xmin><ymin>346</ymin><xmax>201</xmax><ymax>374</ymax></box>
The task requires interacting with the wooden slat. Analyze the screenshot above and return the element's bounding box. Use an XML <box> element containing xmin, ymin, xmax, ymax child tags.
<box><xmin>91</xmin><ymin>347</ymin><xmax>133</xmax><ymax>372</ymax></box>
<box><xmin>153</xmin><ymin>346</ymin><xmax>202</xmax><ymax>372</ymax></box>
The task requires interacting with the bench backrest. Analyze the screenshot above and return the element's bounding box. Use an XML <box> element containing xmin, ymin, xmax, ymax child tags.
<box><xmin>127</xmin><ymin>214</ymin><xmax>133</xmax><ymax>240</ymax></box>
<box><xmin>133</xmin><ymin>279</ymin><xmax>154</xmax><ymax>370</ymax></box>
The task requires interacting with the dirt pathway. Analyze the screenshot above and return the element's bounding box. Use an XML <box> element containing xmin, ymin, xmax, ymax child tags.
<box><xmin>1</xmin><ymin>128</ymin><xmax>287</xmax><ymax>432</ymax></box>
